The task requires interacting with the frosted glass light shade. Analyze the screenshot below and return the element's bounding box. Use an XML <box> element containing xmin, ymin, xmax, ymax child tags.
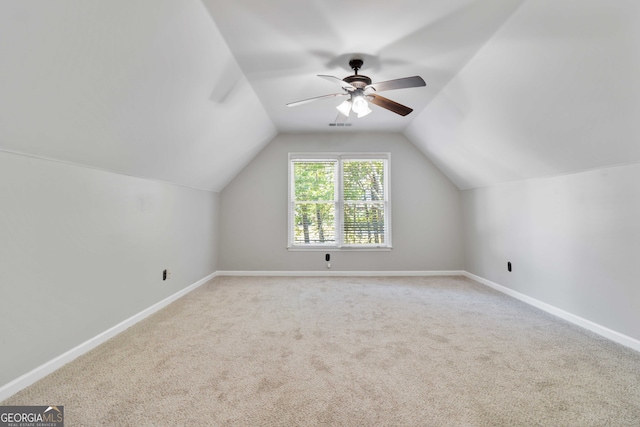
<box><xmin>351</xmin><ymin>96</ymin><xmax>367</xmax><ymax>113</ymax></box>
<box><xmin>336</xmin><ymin>100</ymin><xmax>352</xmax><ymax>117</ymax></box>
<box><xmin>351</xmin><ymin>96</ymin><xmax>371</xmax><ymax>118</ymax></box>
<box><xmin>357</xmin><ymin>104</ymin><xmax>372</xmax><ymax>118</ymax></box>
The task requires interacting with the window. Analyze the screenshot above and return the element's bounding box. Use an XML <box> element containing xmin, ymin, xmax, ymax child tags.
<box><xmin>288</xmin><ymin>153</ymin><xmax>390</xmax><ymax>249</ymax></box>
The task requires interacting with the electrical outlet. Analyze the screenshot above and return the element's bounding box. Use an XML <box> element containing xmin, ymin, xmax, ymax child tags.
<box><xmin>507</xmin><ymin>262</ymin><xmax>512</xmax><ymax>272</ymax></box>
<box><xmin>163</xmin><ymin>269</ymin><xmax>171</xmax><ymax>280</ymax></box>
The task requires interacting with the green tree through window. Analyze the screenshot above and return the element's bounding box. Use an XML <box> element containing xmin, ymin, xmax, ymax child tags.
<box><xmin>343</xmin><ymin>160</ymin><xmax>386</xmax><ymax>245</ymax></box>
<box><xmin>289</xmin><ymin>154</ymin><xmax>390</xmax><ymax>248</ymax></box>
<box><xmin>292</xmin><ymin>161</ymin><xmax>336</xmax><ymax>244</ymax></box>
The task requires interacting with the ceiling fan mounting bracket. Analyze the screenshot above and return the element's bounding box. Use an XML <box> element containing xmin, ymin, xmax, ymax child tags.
<box><xmin>348</xmin><ymin>59</ymin><xmax>364</xmax><ymax>73</ymax></box>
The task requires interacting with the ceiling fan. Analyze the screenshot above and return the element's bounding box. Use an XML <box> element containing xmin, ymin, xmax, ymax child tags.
<box><xmin>286</xmin><ymin>59</ymin><xmax>426</xmax><ymax>118</ymax></box>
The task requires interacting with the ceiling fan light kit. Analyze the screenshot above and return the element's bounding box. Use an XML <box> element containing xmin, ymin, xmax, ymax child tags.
<box><xmin>287</xmin><ymin>58</ymin><xmax>425</xmax><ymax>119</ymax></box>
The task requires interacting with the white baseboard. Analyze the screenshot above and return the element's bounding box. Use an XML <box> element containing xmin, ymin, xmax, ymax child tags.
<box><xmin>0</xmin><ymin>272</ymin><xmax>218</xmax><ymax>402</ymax></box>
<box><xmin>5</xmin><ymin>270</ymin><xmax>636</xmax><ymax>402</ymax></box>
<box><xmin>216</xmin><ymin>270</ymin><xmax>466</xmax><ymax>277</ymax></box>
<box><xmin>464</xmin><ymin>271</ymin><xmax>640</xmax><ymax>353</ymax></box>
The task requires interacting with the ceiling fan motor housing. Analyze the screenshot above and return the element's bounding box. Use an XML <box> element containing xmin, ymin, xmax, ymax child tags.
<box><xmin>343</xmin><ymin>75</ymin><xmax>371</xmax><ymax>89</ymax></box>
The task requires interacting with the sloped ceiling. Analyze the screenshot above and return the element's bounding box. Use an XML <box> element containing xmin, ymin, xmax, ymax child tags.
<box><xmin>0</xmin><ymin>0</ymin><xmax>277</xmax><ymax>192</ymax></box>
<box><xmin>2</xmin><ymin>1</ymin><xmax>639</xmax><ymax>191</ymax></box>
<box><xmin>406</xmin><ymin>0</ymin><xmax>640</xmax><ymax>189</ymax></box>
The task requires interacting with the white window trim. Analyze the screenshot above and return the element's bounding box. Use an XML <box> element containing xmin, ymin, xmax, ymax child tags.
<box><xmin>287</xmin><ymin>152</ymin><xmax>392</xmax><ymax>251</ymax></box>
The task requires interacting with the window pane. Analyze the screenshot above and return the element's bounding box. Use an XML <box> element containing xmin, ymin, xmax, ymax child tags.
<box><xmin>293</xmin><ymin>203</ymin><xmax>336</xmax><ymax>244</ymax></box>
<box><xmin>343</xmin><ymin>160</ymin><xmax>385</xmax><ymax>201</ymax></box>
<box><xmin>293</xmin><ymin>161</ymin><xmax>335</xmax><ymax>201</ymax></box>
<box><xmin>289</xmin><ymin>154</ymin><xmax>389</xmax><ymax>248</ymax></box>
<box><xmin>343</xmin><ymin>202</ymin><xmax>385</xmax><ymax>244</ymax></box>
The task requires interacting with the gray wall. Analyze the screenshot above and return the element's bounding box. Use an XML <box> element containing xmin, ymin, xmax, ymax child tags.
<box><xmin>461</xmin><ymin>162</ymin><xmax>640</xmax><ymax>342</ymax></box>
<box><xmin>219</xmin><ymin>132</ymin><xmax>463</xmax><ymax>272</ymax></box>
<box><xmin>0</xmin><ymin>151</ymin><xmax>219</xmax><ymax>386</ymax></box>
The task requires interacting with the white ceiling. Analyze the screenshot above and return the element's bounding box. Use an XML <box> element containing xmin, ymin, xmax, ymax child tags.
<box><xmin>406</xmin><ymin>0</ymin><xmax>640</xmax><ymax>189</ymax></box>
<box><xmin>0</xmin><ymin>0</ymin><xmax>277</xmax><ymax>192</ymax></box>
<box><xmin>2</xmin><ymin>0</ymin><xmax>639</xmax><ymax>191</ymax></box>
<box><xmin>201</xmin><ymin>0</ymin><xmax>525</xmax><ymax>133</ymax></box>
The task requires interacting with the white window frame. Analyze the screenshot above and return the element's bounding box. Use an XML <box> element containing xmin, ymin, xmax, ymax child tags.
<box><xmin>288</xmin><ymin>152</ymin><xmax>392</xmax><ymax>251</ymax></box>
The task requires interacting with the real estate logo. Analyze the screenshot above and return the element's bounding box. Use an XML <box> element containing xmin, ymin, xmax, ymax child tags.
<box><xmin>0</xmin><ymin>406</ymin><xmax>64</xmax><ymax>427</ymax></box>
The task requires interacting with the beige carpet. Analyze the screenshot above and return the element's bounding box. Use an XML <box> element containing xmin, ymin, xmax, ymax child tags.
<box><xmin>3</xmin><ymin>276</ymin><xmax>640</xmax><ymax>426</ymax></box>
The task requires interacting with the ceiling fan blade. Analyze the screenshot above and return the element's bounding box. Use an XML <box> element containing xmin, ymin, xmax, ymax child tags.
<box><xmin>286</xmin><ymin>92</ymin><xmax>347</xmax><ymax>107</ymax></box>
<box><xmin>334</xmin><ymin>112</ymin><xmax>349</xmax><ymax>123</ymax></box>
<box><xmin>329</xmin><ymin>112</ymin><xmax>352</xmax><ymax>127</ymax></box>
<box><xmin>318</xmin><ymin>75</ymin><xmax>356</xmax><ymax>91</ymax></box>
<box><xmin>365</xmin><ymin>76</ymin><xmax>426</xmax><ymax>93</ymax></box>
<box><xmin>368</xmin><ymin>94</ymin><xmax>414</xmax><ymax>116</ymax></box>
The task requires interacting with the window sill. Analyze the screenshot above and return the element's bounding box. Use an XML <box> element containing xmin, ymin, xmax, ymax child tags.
<box><xmin>287</xmin><ymin>246</ymin><xmax>392</xmax><ymax>252</ymax></box>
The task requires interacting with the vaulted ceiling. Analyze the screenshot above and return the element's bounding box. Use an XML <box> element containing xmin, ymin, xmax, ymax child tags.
<box><xmin>1</xmin><ymin>0</ymin><xmax>639</xmax><ymax>192</ymax></box>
